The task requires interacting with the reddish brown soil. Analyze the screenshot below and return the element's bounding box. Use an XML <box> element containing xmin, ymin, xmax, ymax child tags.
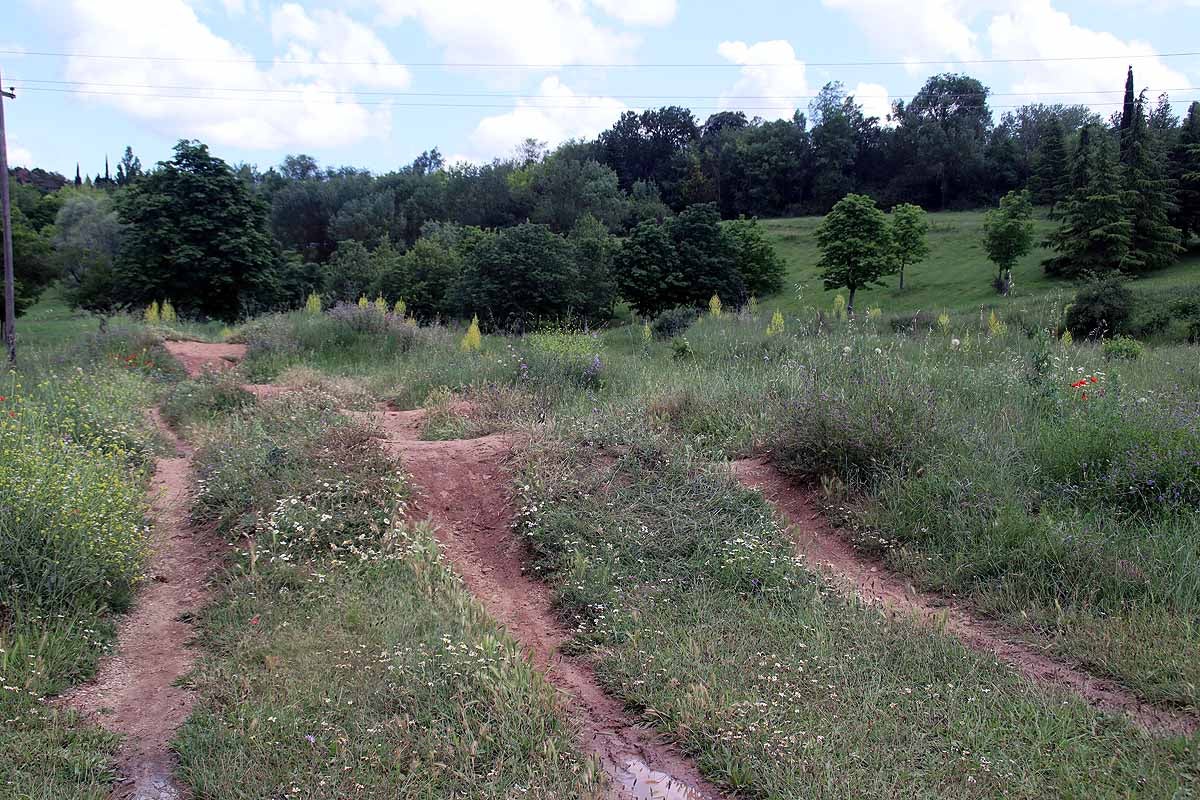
<box><xmin>58</xmin><ymin>410</ymin><xmax>223</xmax><ymax>799</ymax></box>
<box><xmin>162</xmin><ymin>341</ymin><xmax>246</xmax><ymax>376</ymax></box>
<box><xmin>732</xmin><ymin>456</ymin><xmax>1199</xmax><ymax>737</ymax></box>
<box><xmin>370</xmin><ymin>409</ymin><xmax>721</xmax><ymax>800</ymax></box>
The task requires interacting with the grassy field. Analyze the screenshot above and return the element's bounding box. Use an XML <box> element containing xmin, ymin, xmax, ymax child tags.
<box><xmin>760</xmin><ymin>211</ymin><xmax>1200</xmax><ymax>320</ymax></box>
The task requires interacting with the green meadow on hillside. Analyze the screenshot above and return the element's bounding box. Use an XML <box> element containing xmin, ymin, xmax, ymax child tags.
<box><xmin>761</xmin><ymin>211</ymin><xmax>1200</xmax><ymax>319</ymax></box>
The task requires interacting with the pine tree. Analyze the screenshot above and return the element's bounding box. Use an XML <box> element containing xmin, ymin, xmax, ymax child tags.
<box><xmin>1170</xmin><ymin>101</ymin><xmax>1200</xmax><ymax>243</ymax></box>
<box><xmin>1044</xmin><ymin>127</ymin><xmax>1132</xmax><ymax>278</ymax></box>
<box><xmin>74</xmin><ymin>164</ymin><xmax>82</xmax><ymax>187</ymax></box>
<box><xmin>1121</xmin><ymin>91</ymin><xmax>1183</xmax><ymax>272</ymax></box>
<box><xmin>1029</xmin><ymin>118</ymin><xmax>1069</xmax><ymax>208</ymax></box>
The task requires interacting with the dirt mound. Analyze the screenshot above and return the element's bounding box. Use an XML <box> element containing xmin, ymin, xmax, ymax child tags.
<box><xmin>733</xmin><ymin>456</ymin><xmax>1198</xmax><ymax>737</ymax></box>
<box><xmin>58</xmin><ymin>410</ymin><xmax>224</xmax><ymax>798</ymax></box>
<box><xmin>162</xmin><ymin>341</ymin><xmax>247</xmax><ymax>377</ymax></box>
<box><xmin>371</xmin><ymin>409</ymin><xmax>722</xmax><ymax>799</ymax></box>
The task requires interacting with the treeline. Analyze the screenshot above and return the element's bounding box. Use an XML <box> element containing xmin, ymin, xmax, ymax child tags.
<box><xmin>7</xmin><ymin>67</ymin><xmax>1198</xmax><ymax>325</ymax></box>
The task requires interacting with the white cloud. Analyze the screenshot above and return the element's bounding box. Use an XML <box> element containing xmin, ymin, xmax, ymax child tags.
<box><xmin>987</xmin><ymin>0</ymin><xmax>1191</xmax><ymax>110</ymax></box>
<box><xmin>852</xmin><ymin>82</ymin><xmax>893</xmax><ymax>122</ymax></box>
<box><xmin>469</xmin><ymin>76</ymin><xmax>625</xmax><ymax>159</ymax></box>
<box><xmin>8</xmin><ymin>143</ymin><xmax>33</xmax><ymax>167</ymax></box>
<box><xmin>591</xmin><ymin>0</ymin><xmax>677</xmax><ymax>26</ymax></box>
<box><xmin>717</xmin><ymin>40</ymin><xmax>809</xmax><ymax>119</ymax></box>
<box><xmin>822</xmin><ymin>0</ymin><xmax>979</xmax><ymax>64</ymax></box>
<box><xmin>270</xmin><ymin>4</ymin><xmax>412</xmax><ymax>89</ymax></box>
<box><xmin>375</xmin><ymin>0</ymin><xmax>637</xmax><ymax>66</ymax></box>
<box><xmin>60</xmin><ymin>0</ymin><xmax>406</xmax><ymax>150</ymax></box>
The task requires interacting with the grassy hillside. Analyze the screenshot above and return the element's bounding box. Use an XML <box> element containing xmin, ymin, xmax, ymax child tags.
<box><xmin>760</xmin><ymin>211</ymin><xmax>1200</xmax><ymax>319</ymax></box>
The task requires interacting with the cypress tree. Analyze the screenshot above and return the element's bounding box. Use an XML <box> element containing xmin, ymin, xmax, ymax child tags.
<box><xmin>1121</xmin><ymin>91</ymin><xmax>1183</xmax><ymax>272</ymax></box>
<box><xmin>1119</xmin><ymin>65</ymin><xmax>1136</xmax><ymax>163</ymax></box>
<box><xmin>1170</xmin><ymin>101</ymin><xmax>1200</xmax><ymax>243</ymax></box>
<box><xmin>1030</xmin><ymin>118</ymin><xmax>1069</xmax><ymax>208</ymax></box>
<box><xmin>1044</xmin><ymin>127</ymin><xmax>1132</xmax><ymax>278</ymax></box>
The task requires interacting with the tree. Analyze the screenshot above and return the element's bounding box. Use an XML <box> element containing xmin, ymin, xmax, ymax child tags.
<box><xmin>982</xmin><ymin>190</ymin><xmax>1034</xmax><ymax>294</ymax></box>
<box><xmin>1065</xmin><ymin>274</ymin><xmax>1134</xmax><ymax>339</ymax></box>
<box><xmin>1120</xmin><ymin>90</ymin><xmax>1183</xmax><ymax>272</ymax></box>
<box><xmin>375</xmin><ymin>237</ymin><xmax>462</xmax><ymax>320</ymax></box>
<box><xmin>455</xmin><ymin>223</ymin><xmax>583</xmax><ymax>330</ymax></box>
<box><xmin>814</xmin><ymin>194</ymin><xmax>894</xmax><ymax>313</ymax></box>
<box><xmin>1119</xmin><ymin>66</ymin><xmax>1137</xmax><ymax>163</ymax></box>
<box><xmin>614</xmin><ymin>219</ymin><xmax>684</xmax><ymax>317</ymax></box>
<box><xmin>115</xmin><ymin>146</ymin><xmax>143</xmax><ymax>186</ymax></box>
<box><xmin>111</xmin><ymin>140</ymin><xmax>277</xmax><ymax>320</ymax></box>
<box><xmin>722</xmin><ymin>216</ymin><xmax>786</xmax><ymax>297</ymax></box>
<box><xmin>2</xmin><ymin>209</ymin><xmax>57</xmax><ymax>321</ymax></box>
<box><xmin>1170</xmin><ymin>101</ymin><xmax>1200</xmax><ymax>243</ymax></box>
<box><xmin>567</xmin><ymin>214</ymin><xmax>618</xmax><ymax>322</ymax></box>
<box><xmin>1044</xmin><ymin>127</ymin><xmax>1132</xmax><ymax>278</ymax></box>
<box><xmin>52</xmin><ymin>192</ymin><xmax>126</xmax><ymax>310</ymax></box>
<box><xmin>888</xmin><ymin>203</ymin><xmax>929</xmax><ymax>290</ymax></box>
<box><xmin>326</xmin><ymin>240</ymin><xmax>380</xmax><ymax>303</ymax></box>
<box><xmin>1029</xmin><ymin>118</ymin><xmax>1069</xmax><ymax>208</ymax></box>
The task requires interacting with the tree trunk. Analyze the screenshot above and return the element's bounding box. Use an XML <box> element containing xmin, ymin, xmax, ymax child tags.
<box><xmin>847</xmin><ymin>285</ymin><xmax>857</xmax><ymax>315</ymax></box>
<box><xmin>899</xmin><ymin>264</ymin><xmax>906</xmax><ymax>290</ymax></box>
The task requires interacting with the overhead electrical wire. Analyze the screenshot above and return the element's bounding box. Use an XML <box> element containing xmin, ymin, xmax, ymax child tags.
<box><xmin>2</xmin><ymin>48</ymin><xmax>1199</xmax><ymax>69</ymax></box>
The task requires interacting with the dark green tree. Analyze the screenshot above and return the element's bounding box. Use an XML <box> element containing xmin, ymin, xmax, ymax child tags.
<box><xmin>1170</xmin><ymin>101</ymin><xmax>1200</xmax><ymax>243</ymax></box>
<box><xmin>1120</xmin><ymin>91</ymin><xmax>1183</xmax><ymax>272</ymax></box>
<box><xmin>567</xmin><ymin>214</ymin><xmax>618</xmax><ymax>322</ymax></box>
<box><xmin>2</xmin><ymin>209</ymin><xmax>57</xmax><ymax>321</ymax></box>
<box><xmin>375</xmin><ymin>237</ymin><xmax>462</xmax><ymax>320</ymax></box>
<box><xmin>1029</xmin><ymin>118</ymin><xmax>1069</xmax><ymax>208</ymax></box>
<box><xmin>614</xmin><ymin>219</ymin><xmax>684</xmax><ymax>317</ymax></box>
<box><xmin>888</xmin><ymin>203</ymin><xmax>929</xmax><ymax>290</ymax></box>
<box><xmin>112</xmin><ymin>140</ymin><xmax>277</xmax><ymax>320</ymax></box>
<box><xmin>815</xmin><ymin>193</ymin><xmax>894</xmax><ymax>312</ymax></box>
<box><xmin>982</xmin><ymin>190</ymin><xmax>1035</xmax><ymax>294</ymax></box>
<box><xmin>1119</xmin><ymin>66</ymin><xmax>1137</xmax><ymax>163</ymax></box>
<box><xmin>115</xmin><ymin>146</ymin><xmax>143</xmax><ymax>186</ymax></box>
<box><xmin>1044</xmin><ymin>128</ymin><xmax>1132</xmax><ymax>278</ymax></box>
<box><xmin>722</xmin><ymin>216</ymin><xmax>786</xmax><ymax>297</ymax></box>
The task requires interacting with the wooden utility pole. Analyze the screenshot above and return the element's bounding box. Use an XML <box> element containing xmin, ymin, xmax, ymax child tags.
<box><xmin>0</xmin><ymin>68</ymin><xmax>15</xmax><ymax>365</ymax></box>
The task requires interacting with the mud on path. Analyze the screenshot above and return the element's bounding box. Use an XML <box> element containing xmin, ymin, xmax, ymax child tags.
<box><xmin>733</xmin><ymin>456</ymin><xmax>1199</xmax><ymax>737</ymax></box>
<box><xmin>58</xmin><ymin>409</ymin><xmax>223</xmax><ymax>800</ymax></box>
<box><xmin>370</xmin><ymin>407</ymin><xmax>724</xmax><ymax>800</ymax></box>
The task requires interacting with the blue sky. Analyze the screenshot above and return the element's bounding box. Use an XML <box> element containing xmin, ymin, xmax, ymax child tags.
<box><xmin>5</xmin><ymin>0</ymin><xmax>1200</xmax><ymax>178</ymax></box>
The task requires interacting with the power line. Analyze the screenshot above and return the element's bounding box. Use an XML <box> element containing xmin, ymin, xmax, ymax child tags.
<box><xmin>10</xmin><ymin>77</ymin><xmax>1200</xmax><ymax>102</ymax></box>
<box><xmin>14</xmin><ymin>84</ymin><xmax>1197</xmax><ymax>111</ymax></box>
<box><xmin>2</xmin><ymin>48</ymin><xmax>1200</xmax><ymax>69</ymax></box>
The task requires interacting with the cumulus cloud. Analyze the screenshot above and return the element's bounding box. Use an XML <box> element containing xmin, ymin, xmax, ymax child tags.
<box><xmin>60</xmin><ymin>0</ymin><xmax>407</xmax><ymax>150</ymax></box>
<box><xmin>717</xmin><ymin>40</ymin><xmax>809</xmax><ymax>119</ymax></box>
<box><xmin>591</xmin><ymin>0</ymin><xmax>677</xmax><ymax>26</ymax></box>
<box><xmin>468</xmin><ymin>76</ymin><xmax>625</xmax><ymax>160</ymax></box>
<box><xmin>987</xmin><ymin>0</ymin><xmax>1191</xmax><ymax>109</ymax></box>
<box><xmin>822</xmin><ymin>0</ymin><xmax>980</xmax><ymax>65</ymax></box>
<box><xmin>852</xmin><ymin>82</ymin><xmax>893</xmax><ymax>123</ymax></box>
<box><xmin>375</xmin><ymin>0</ymin><xmax>637</xmax><ymax>66</ymax></box>
<box><xmin>8</xmin><ymin>143</ymin><xmax>33</xmax><ymax>167</ymax></box>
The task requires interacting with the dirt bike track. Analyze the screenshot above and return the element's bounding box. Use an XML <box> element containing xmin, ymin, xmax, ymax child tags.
<box><xmin>75</xmin><ymin>339</ymin><xmax>1189</xmax><ymax>800</ymax></box>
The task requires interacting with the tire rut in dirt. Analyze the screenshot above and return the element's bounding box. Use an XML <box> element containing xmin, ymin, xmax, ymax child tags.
<box><xmin>57</xmin><ymin>409</ymin><xmax>223</xmax><ymax>800</ymax></box>
<box><xmin>733</xmin><ymin>455</ymin><xmax>1199</xmax><ymax>737</ymax></box>
<box><xmin>373</xmin><ymin>410</ymin><xmax>725</xmax><ymax>800</ymax></box>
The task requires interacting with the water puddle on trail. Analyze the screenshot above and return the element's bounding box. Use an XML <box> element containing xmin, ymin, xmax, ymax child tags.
<box><xmin>616</xmin><ymin>759</ymin><xmax>707</xmax><ymax>800</ymax></box>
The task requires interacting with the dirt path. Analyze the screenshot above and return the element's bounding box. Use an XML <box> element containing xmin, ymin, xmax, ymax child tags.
<box><xmin>58</xmin><ymin>409</ymin><xmax>221</xmax><ymax>799</ymax></box>
<box><xmin>732</xmin><ymin>456</ymin><xmax>1199</xmax><ymax>737</ymax></box>
<box><xmin>370</xmin><ymin>407</ymin><xmax>723</xmax><ymax>800</ymax></box>
<box><xmin>161</xmin><ymin>341</ymin><xmax>244</xmax><ymax>376</ymax></box>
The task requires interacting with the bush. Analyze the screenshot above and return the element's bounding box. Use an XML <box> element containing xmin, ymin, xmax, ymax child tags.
<box><xmin>1102</xmin><ymin>335</ymin><xmax>1144</xmax><ymax>361</ymax></box>
<box><xmin>651</xmin><ymin>305</ymin><xmax>698</xmax><ymax>340</ymax></box>
<box><xmin>888</xmin><ymin>310</ymin><xmax>937</xmax><ymax>334</ymax></box>
<box><xmin>162</xmin><ymin>373</ymin><xmax>256</xmax><ymax>428</ymax></box>
<box><xmin>1065</xmin><ymin>275</ymin><xmax>1133</xmax><ymax>339</ymax></box>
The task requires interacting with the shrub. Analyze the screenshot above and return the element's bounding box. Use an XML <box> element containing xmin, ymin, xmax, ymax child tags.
<box><xmin>651</xmin><ymin>306</ymin><xmax>698</xmax><ymax>340</ymax></box>
<box><xmin>888</xmin><ymin>311</ymin><xmax>937</xmax><ymax>334</ymax></box>
<box><xmin>162</xmin><ymin>373</ymin><xmax>256</xmax><ymax>428</ymax></box>
<box><xmin>1103</xmin><ymin>335</ymin><xmax>1144</xmax><ymax>361</ymax></box>
<box><xmin>1065</xmin><ymin>275</ymin><xmax>1133</xmax><ymax>339</ymax></box>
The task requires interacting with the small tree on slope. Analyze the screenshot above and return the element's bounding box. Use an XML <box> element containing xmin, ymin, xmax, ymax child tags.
<box><xmin>983</xmin><ymin>190</ymin><xmax>1034</xmax><ymax>295</ymax></box>
<box><xmin>888</xmin><ymin>203</ymin><xmax>929</xmax><ymax>291</ymax></box>
<box><xmin>815</xmin><ymin>194</ymin><xmax>894</xmax><ymax>314</ymax></box>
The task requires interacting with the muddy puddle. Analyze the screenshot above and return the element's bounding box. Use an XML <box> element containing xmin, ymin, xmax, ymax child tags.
<box><xmin>617</xmin><ymin>759</ymin><xmax>707</xmax><ymax>799</ymax></box>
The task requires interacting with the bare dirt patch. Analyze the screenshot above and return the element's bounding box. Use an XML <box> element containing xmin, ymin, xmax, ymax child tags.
<box><xmin>371</xmin><ymin>409</ymin><xmax>722</xmax><ymax>800</ymax></box>
<box><xmin>58</xmin><ymin>410</ymin><xmax>224</xmax><ymax>799</ymax></box>
<box><xmin>732</xmin><ymin>455</ymin><xmax>1199</xmax><ymax>737</ymax></box>
<box><xmin>162</xmin><ymin>341</ymin><xmax>246</xmax><ymax>377</ymax></box>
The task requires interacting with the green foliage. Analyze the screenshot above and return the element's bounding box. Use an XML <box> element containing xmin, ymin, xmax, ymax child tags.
<box><xmin>161</xmin><ymin>373</ymin><xmax>256</xmax><ymax>428</ymax></box>
<box><xmin>52</xmin><ymin>191</ymin><xmax>126</xmax><ymax>312</ymax></box>
<box><xmin>887</xmin><ymin>202</ymin><xmax>929</xmax><ymax>290</ymax></box>
<box><xmin>1102</xmin><ymin>334</ymin><xmax>1144</xmax><ymax>361</ymax></box>
<box><xmin>815</xmin><ymin>193</ymin><xmax>894</xmax><ymax>312</ymax></box>
<box><xmin>722</xmin><ymin>216</ymin><xmax>786</xmax><ymax>297</ymax></box>
<box><xmin>982</xmin><ymin>190</ymin><xmax>1035</xmax><ymax>293</ymax></box>
<box><xmin>1065</xmin><ymin>274</ymin><xmax>1134</xmax><ymax>339</ymax></box>
<box><xmin>1170</xmin><ymin>101</ymin><xmax>1200</xmax><ymax>242</ymax></box>
<box><xmin>326</xmin><ymin>240</ymin><xmax>381</xmax><ymax>305</ymax></box>
<box><xmin>4</xmin><ymin>208</ymin><xmax>58</xmax><ymax>320</ymax></box>
<box><xmin>375</xmin><ymin>236</ymin><xmax>461</xmax><ymax>320</ymax></box>
<box><xmin>1029</xmin><ymin>118</ymin><xmax>1069</xmax><ymax>207</ymax></box>
<box><xmin>1120</xmin><ymin>90</ymin><xmax>1184</xmax><ymax>273</ymax></box>
<box><xmin>650</xmin><ymin>305</ymin><xmax>698</xmax><ymax>340</ymax></box>
<box><xmin>111</xmin><ymin>140</ymin><xmax>277</xmax><ymax>321</ymax></box>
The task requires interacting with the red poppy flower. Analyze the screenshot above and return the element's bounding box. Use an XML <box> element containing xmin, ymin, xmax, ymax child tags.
<box><xmin>1089</xmin><ymin>376</ymin><xmax>1098</xmax><ymax>384</ymax></box>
